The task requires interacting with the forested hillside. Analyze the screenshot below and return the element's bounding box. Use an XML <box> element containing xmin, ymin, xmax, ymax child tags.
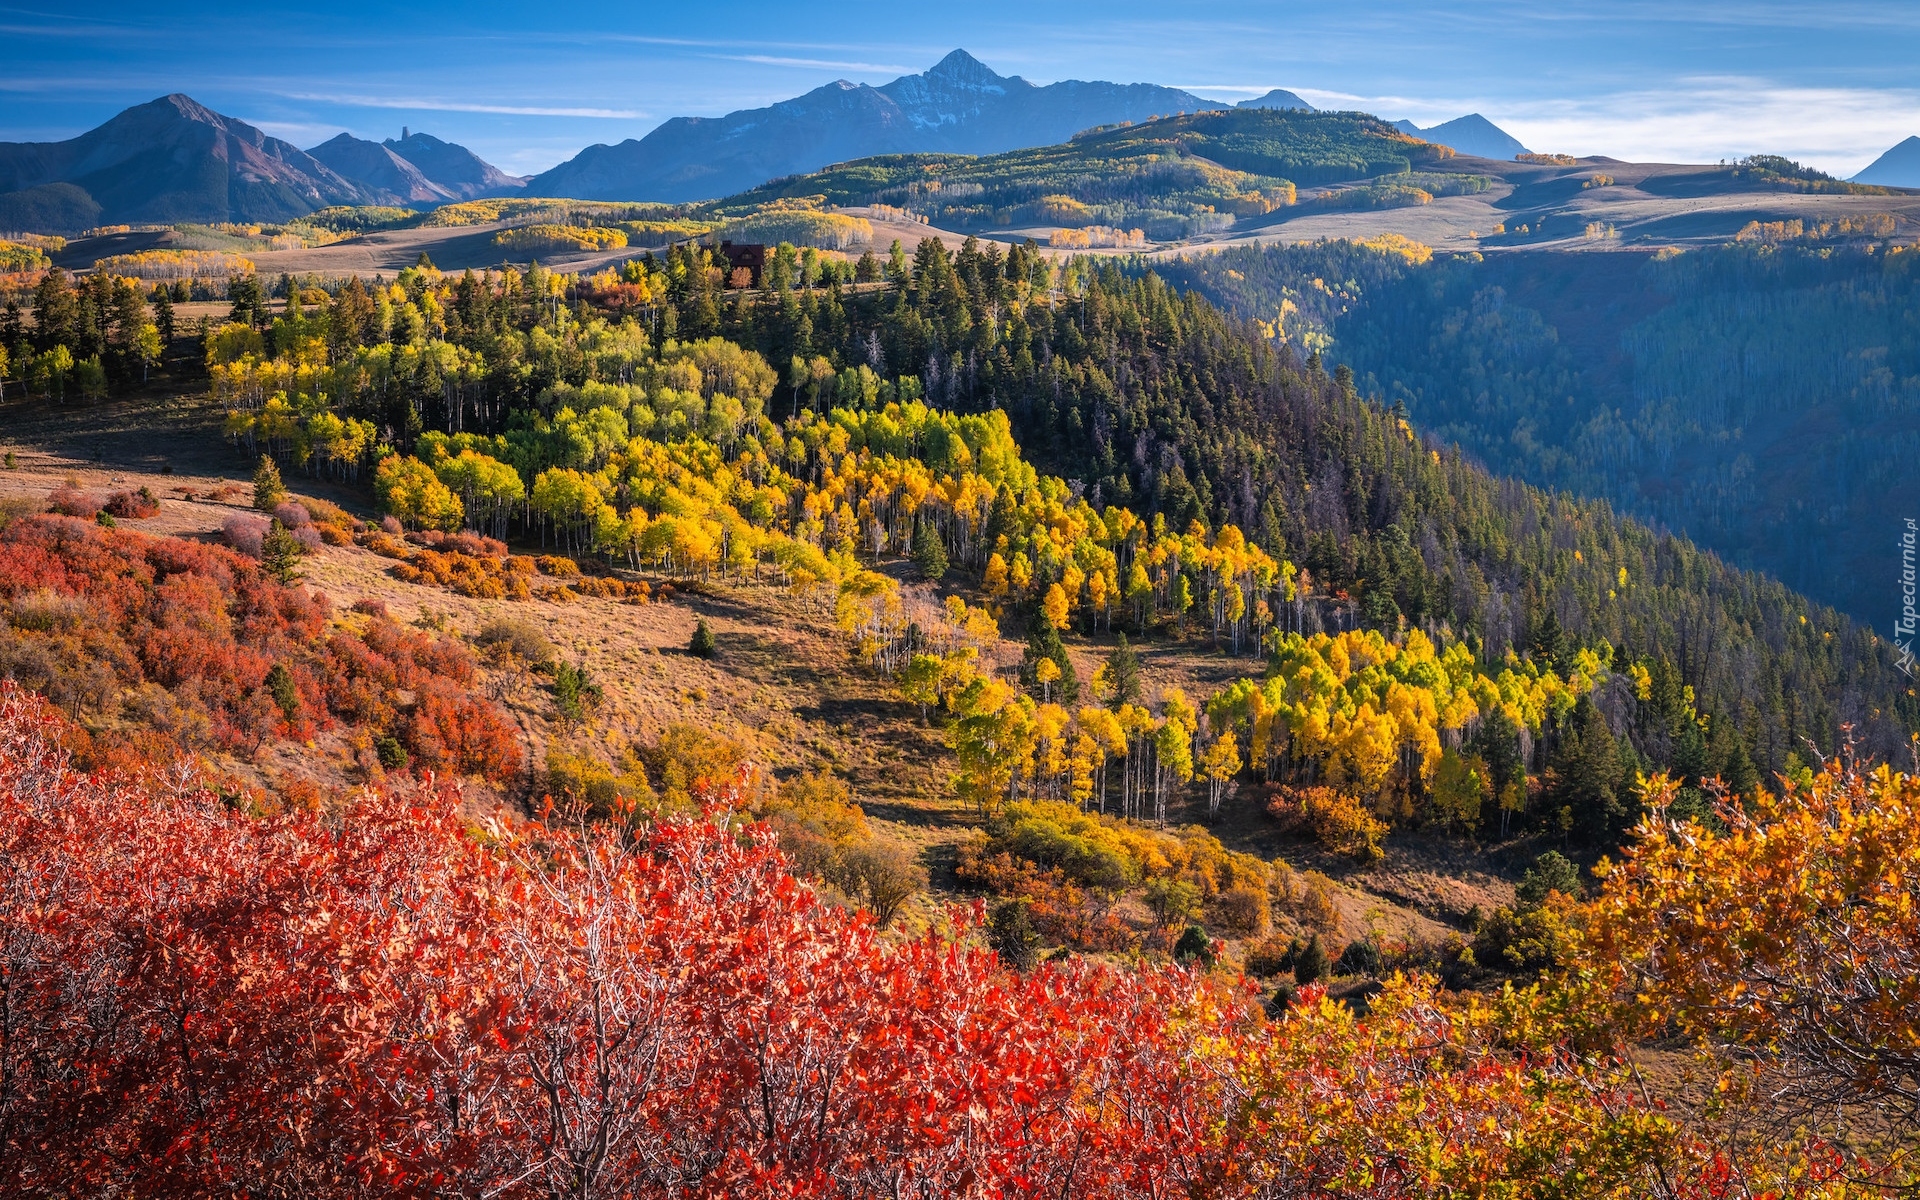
<box><xmin>1159</xmin><ymin>238</ymin><xmax>1920</xmax><ymax>623</ymax></box>
<box><xmin>715</xmin><ymin>108</ymin><xmax>1462</xmax><ymax>241</ymax></box>
<box><xmin>6</xmin><ymin>229</ymin><xmax>1920</xmax><ymax>1193</ymax></box>
<box><xmin>32</xmin><ymin>227</ymin><xmax>1883</xmax><ymax>823</ymax></box>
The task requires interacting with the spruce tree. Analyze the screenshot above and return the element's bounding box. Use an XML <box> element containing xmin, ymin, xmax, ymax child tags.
<box><xmin>1023</xmin><ymin>609</ymin><xmax>1078</xmax><ymax>705</ymax></box>
<box><xmin>1293</xmin><ymin>933</ymin><xmax>1328</xmax><ymax>984</ymax></box>
<box><xmin>260</xmin><ymin>519</ymin><xmax>303</xmax><ymax>584</ymax></box>
<box><xmin>1103</xmin><ymin>634</ymin><xmax>1143</xmax><ymax>709</ymax></box>
<box><xmin>689</xmin><ymin>618</ymin><xmax>717</xmax><ymax>659</ymax></box>
<box><xmin>910</xmin><ymin>517</ymin><xmax>947</xmax><ymax>581</ymax></box>
<box><xmin>252</xmin><ymin>455</ymin><xmax>286</xmax><ymax>512</ymax></box>
<box><xmin>987</xmin><ymin>899</ymin><xmax>1039</xmax><ymax>971</ymax></box>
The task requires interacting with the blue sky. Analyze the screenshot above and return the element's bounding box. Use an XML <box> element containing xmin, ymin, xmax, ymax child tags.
<box><xmin>6</xmin><ymin>1</ymin><xmax>1919</xmax><ymax>176</ymax></box>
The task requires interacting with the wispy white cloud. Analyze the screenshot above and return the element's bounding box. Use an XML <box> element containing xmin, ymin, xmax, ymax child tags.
<box><xmin>1276</xmin><ymin>79</ymin><xmax>1920</xmax><ymax>175</ymax></box>
<box><xmin>1504</xmin><ymin>81</ymin><xmax>1920</xmax><ymax>175</ymax></box>
<box><xmin>717</xmin><ymin>54</ymin><xmax>913</xmax><ymax>74</ymax></box>
<box><xmin>280</xmin><ymin>92</ymin><xmax>641</xmax><ymax>119</ymax></box>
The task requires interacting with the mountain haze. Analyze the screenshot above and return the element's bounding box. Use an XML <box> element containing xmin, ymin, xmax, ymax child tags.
<box><xmin>526</xmin><ymin>49</ymin><xmax>1215</xmax><ymax>202</ymax></box>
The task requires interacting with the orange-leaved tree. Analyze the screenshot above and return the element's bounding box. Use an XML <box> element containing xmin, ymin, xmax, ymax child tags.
<box><xmin>1577</xmin><ymin>755</ymin><xmax>1920</xmax><ymax>1129</ymax></box>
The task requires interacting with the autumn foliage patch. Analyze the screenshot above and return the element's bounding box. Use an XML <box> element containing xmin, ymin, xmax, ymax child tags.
<box><xmin>0</xmin><ymin>684</ymin><xmax>1872</xmax><ymax>1199</ymax></box>
<box><xmin>0</xmin><ymin>516</ymin><xmax>518</xmax><ymax>778</ymax></box>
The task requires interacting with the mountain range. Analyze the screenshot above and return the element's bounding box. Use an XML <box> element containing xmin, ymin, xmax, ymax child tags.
<box><xmin>524</xmin><ymin>49</ymin><xmax>1217</xmax><ymax>202</ymax></box>
<box><xmin>1853</xmin><ymin>135</ymin><xmax>1920</xmax><ymax>187</ymax></box>
<box><xmin>0</xmin><ymin>96</ymin><xmax>525</xmax><ymax>230</ymax></box>
<box><xmin>1389</xmin><ymin>114</ymin><xmax>1530</xmax><ymax>160</ymax></box>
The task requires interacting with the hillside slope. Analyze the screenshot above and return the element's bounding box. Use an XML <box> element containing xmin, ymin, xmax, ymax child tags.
<box><xmin>1159</xmin><ymin>238</ymin><xmax>1920</xmax><ymax>623</ymax></box>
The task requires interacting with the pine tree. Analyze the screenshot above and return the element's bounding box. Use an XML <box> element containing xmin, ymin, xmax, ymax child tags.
<box><xmin>1023</xmin><ymin>609</ymin><xmax>1078</xmax><ymax>706</ymax></box>
<box><xmin>988</xmin><ymin>899</ymin><xmax>1039</xmax><ymax>971</ymax></box>
<box><xmin>151</xmin><ymin>287</ymin><xmax>175</xmax><ymax>343</ymax></box>
<box><xmin>1293</xmin><ymin>932</ymin><xmax>1328</xmax><ymax>984</ymax></box>
<box><xmin>253</xmin><ymin>456</ymin><xmax>286</xmax><ymax>512</ymax></box>
<box><xmin>1103</xmin><ymin>634</ymin><xmax>1143</xmax><ymax>709</ymax></box>
<box><xmin>910</xmin><ymin>517</ymin><xmax>947</xmax><ymax>581</ymax></box>
<box><xmin>689</xmin><ymin>618</ymin><xmax>717</xmax><ymax>659</ymax></box>
<box><xmin>260</xmin><ymin>519</ymin><xmax>303</xmax><ymax>585</ymax></box>
<box><xmin>1549</xmin><ymin>697</ymin><xmax>1626</xmax><ymax>845</ymax></box>
<box><xmin>1172</xmin><ymin>924</ymin><xmax>1214</xmax><ymax>967</ymax></box>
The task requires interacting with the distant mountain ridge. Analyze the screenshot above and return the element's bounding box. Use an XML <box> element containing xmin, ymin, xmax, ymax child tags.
<box><xmin>307</xmin><ymin>133</ymin><xmax>455</xmax><ymax>204</ymax></box>
<box><xmin>526</xmin><ymin>49</ymin><xmax>1217</xmax><ymax>203</ymax></box>
<box><xmin>1238</xmin><ymin>89</ymin><xmax>1315</xmax><ymax>111</ymax></box>
<box><xmin>381</xmin><ymin>131</ymin><xmax>526</xmax><ymax>199</ymax></box>
<box><xmin>1853</xmin><ymin>136</ymin><xmax>1920</xmax><ymax>187</ymax></box>
<box><xmin>1390</xmin><ymin>114</ymin><xmax>1529</xmax><ymax>160</ymax></box>
<box><xmin>0</xmin><ymin>94</ymin><xmax>525</xmax><ymax>230</ymax></box>
<box><xmin>0</xmin><ymin>94</ymin><xmax>372</xmax><ymax>228</ymax></box>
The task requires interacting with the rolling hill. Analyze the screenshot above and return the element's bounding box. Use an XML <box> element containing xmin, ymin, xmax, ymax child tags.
<box><xmin>524</xmin><ymin>49</ymin><xmax>1216</xmax><ymax>203</ymax></box>
<box><xmin>707</xmin><ymin>107</ymin><xmax>1450</xmax><ymax>239</ymax></box>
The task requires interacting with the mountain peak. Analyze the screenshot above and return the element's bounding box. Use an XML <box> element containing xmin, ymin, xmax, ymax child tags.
<box><xmin>1852</xmin><ymin>135</ymin><xmax>1920</xmax><ymax>187</ymax></box>
<box><xmin>1237</xmin><ymin>88</ymin><xmax>1315</xmax><ymax>112</ymax></box>
<box><xmin>926</xmin><ymin>49</ymin><xmax>1000</xmax><ymax>83</ymax></box>
<box><xmin>146</xmin><ymin>93</ymin><xmax>222</xmax><ymax>124</ymax></box>
<box><xmin>1393</xmin><ymin>112</ymin><xmax>1530</xmax><ymax>160</ymax></box>
<box><xmin>528</xmin><ymin>50</ymin><xmax>1209</xmax><ymax>202</ymax></box>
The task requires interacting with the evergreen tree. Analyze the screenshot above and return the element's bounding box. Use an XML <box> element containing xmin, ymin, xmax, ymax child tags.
<box><xmin>1293</xmin><ymin>933</ymin><xmax>1328</xmax><ymax>984</ymax></box>
<box><xmin>1515</xmin><ymin>850</ymin><xmax>1582</xmax><ymax>907</ymax></box>
<box><xmin>1023</xmin><ymin>609</ymin><xmax>1078</xmax><ymax>706</ymax></box>
<box><xmin>987</xmin><ymin>899</ymin><xmax>1039</xmax><ymax>971</ymax></box>
<box><xmin>252</xmin><ymin>456</ymin><xmax>286</xmax><ymax>512</ymax></box>
<box><xmin>1548</xmin><ymin>698</ymin><xmax>1627</xmax><ymax>845</ymax></box>
<box><xmin>260</xmin><ymin>519</ymin><xmax>304</xmax><ymax>585</ymax></box>
<box><xmin>263</xmin><ymin>662</ymin><xmax>300</xmax><ymax>721</ymax></box>
<box><xmin>1172</xmin><ymin>924</ymin><xmax>1214</xmax><ymax>967</ymax></box>
<box><xmin>910</xmin><ymin>517</ymin><xmax>947</xmax><ymax>581</ymax></box>
<box><xmin>1103</xmin><ymin>634</ymin><xmax>1143</xmax><ymax>709</ymax></box>
<box><xmin>689</xmin><ymin>618</ymin><xmax>717</xmax><ymax>659</ymax></box>
<box><xmin>984</xmin><ymin>483</ymin><xmax>1018</xmax><ymax>549</ymax></box>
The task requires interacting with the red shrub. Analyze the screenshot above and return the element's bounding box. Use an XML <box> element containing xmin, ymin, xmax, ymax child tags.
<box><xmin>104</xmin><ymin>488</ymin><xmax>160</xmax><ymax>519</ymax></box>
<box><xmin>44</xmin><ymin>484</ymin><xmax>102</xmax><ymax>518</ymax></box>
<box><xmin>0</xmin><ymin>516</ymin><xmax>517</xmax><ymax>779</ymax></box>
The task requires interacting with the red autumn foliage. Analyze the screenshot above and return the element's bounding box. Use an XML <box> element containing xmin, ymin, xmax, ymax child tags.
<box><xmin>0</xmin><ymin>516</ymin><xmax>518</xmax><ymax>779</ymax></box>
<box><xmin>0</xmin><ymin>685</ymin><xmax>1863</xmax><ymax>1199</ymax></box>
<box><xmin>103</xmin><ymin>488</ymin><xmax>161</xmax><ymax>519</ymax></box>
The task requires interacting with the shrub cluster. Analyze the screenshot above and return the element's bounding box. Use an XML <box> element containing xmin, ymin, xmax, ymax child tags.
<box><xmin>0</xmin><ymin>515</ymin><xmax>519</xmax><ymax>779</ymax></box>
